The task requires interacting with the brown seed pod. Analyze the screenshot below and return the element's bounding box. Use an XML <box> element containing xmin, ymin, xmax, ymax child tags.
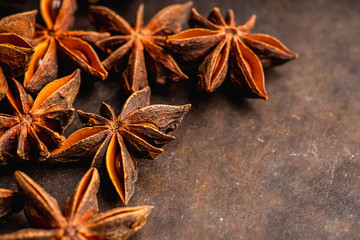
<box><xmin>0</xmin><ymin>168</ymin><xmax>153</xmax><ymax>240</ymax></box>
<box><xmin>0</xmin><ymin>70</ymin><xmax>80</xmax><ymax>164</ymax></box>
<box><xmin>24</xmin><ymin>0</ymin><xmax>109</xmax><ymax>93</ymax></box>
<box><xmin>52</xmin><ymin>86</ymin><xmax>191</xmax><ymax>204</ymax></box>
<box><xmin>88</xmin><ymin>2</ymin><xmax>193</xmax><ymax>93</ymax></box>
<box><xmin>167</xmin><ymin>8</ymin><xmax>298</xmax><ymax>98</ymax></box>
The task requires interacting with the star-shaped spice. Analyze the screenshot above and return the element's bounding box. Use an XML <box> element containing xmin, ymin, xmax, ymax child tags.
<box><xmin>52</xmin><ymin>86</ymin><xmax>191</xmax><ymax>204</ymax></box>
<box><xmin>0</xmin><ymin>168</ymin><xmax>153</xmax><ymax>240</ymax></box>
<box><xmin>88</xmin><ymin>2</ymin><xmax>192</xmax><ymax>93</ymax></box>
<box><xmin>0</xmin><ymin>11</ymin><xmax>37</xmax><ymax>100</ymax></box>
<box><xmin>0</xmin><ymin>70</ymin><xmax>80</xmax><ymax>164</ymax></box>
<box><xmin>24</xmin><ymin>0</ymin><xmax>108</xmax><ymax>93</ymax></box>
<box><xmin>167</xmin><ymin>8</ymin><xmax>298</xmax><ymax>99</ymax></box>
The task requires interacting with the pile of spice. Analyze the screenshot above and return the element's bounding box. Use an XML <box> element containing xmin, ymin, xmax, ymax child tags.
<box><xmin>0</xmin><ymin>0</ymin><xmax>297</xmax><ymax>239</ymax></box>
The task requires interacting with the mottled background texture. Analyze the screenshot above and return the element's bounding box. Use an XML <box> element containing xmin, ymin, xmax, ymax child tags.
<box><xmin>0</xmin><ymin>0</ymin><xmax>360</xmax><ymax>239</ymax></box>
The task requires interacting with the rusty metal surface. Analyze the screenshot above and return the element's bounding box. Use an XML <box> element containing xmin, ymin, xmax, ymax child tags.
<box><xmin>1</xmin><ymin>0</ymin><xmax>360</xmax><ymax>239</ymax></box>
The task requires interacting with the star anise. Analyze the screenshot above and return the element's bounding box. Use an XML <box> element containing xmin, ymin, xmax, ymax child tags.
<box><xmin>24</xmin><ymin>0</ymin><xmax>108</xmax><ymax>93</ymax></box>
<box><xmin>0</xmin><ymin>189</ymin><xmax>22</xmax><ymax>219</ymax></box>
<box><xmin>52</xmin><ymin>86</ymin><xmax>191</xmax><ymax>204</ymax></box>
<box><xmin>167</xmin><ymin>8</ymin><xmax>298</xmax><ymax>99</ymax></box>
<box><xmin>0</xmin><ymin>70</ymin><xmax>80</xmax><ymax>164</ymax></box>
<box><xmin>0</xmin><ymin>11</ymin><xmax>37</xmax><ymax>100</ymax></box>
<box><xmin>88</xmin><ymin>2</ymin><xmax>192</xmax><ymax>93</ymax></box>
<box><xmin>0</xmin><ymin>168</ymin><xmax>153</xmax><ymax>240</ymax></box>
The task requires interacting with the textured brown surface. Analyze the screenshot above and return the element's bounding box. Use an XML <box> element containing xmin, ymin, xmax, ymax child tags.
<box><xmin>0</xmin><ymin>0</ymin><xmax>359</xmax><ymax>239</ymax></box>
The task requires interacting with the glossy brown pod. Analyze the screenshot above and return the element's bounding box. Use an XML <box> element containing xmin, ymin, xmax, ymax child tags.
<box><xmin>167</xmin><ymin>8</ymin><xmax>298</xmax><ymax>98</ymax></box>
<box><xmin>52</xmin><ymin>86</ymin><xmax>191</xmax><ymax>204</ymax></box>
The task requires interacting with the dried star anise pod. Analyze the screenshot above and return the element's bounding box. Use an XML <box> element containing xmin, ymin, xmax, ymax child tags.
<box><xmin>167</xmin><ymin>8</ymin><xmax>298</xmax><ymax>98</ymax></box>
<box><xmin>0</xmin><ymin>11</ymin><xmax>37</xmax><ymax>100</ymax></box>
<box><xmin>0</xmin><ymin>10</ymin><xmax>37</xmax><ymax>40</ymax></box>
<box><xmin>0</xmin><ymin>168</ymin><xmax>153</xmax><ymax>240</ymax></box>
<box><xmin>88</xmin><ymin>2</ymin><xmax>192</xmax><ymax>93</ymax></box>
<box><xmin>52</xmin><ymin>86</ymin><xmax>191</xmax><ymax>204</ymax></box>
<box><xmin>0</xmin><ymin>189</ymin><xmax>22</xmax><ymax>219</ymax></box>
<box><xmin>24</xmin><ymin>0</ymin><xmax>108</xmax><ymax>93</ymax></box>
<box><xmin>0</xmin><ymin>70</ymin><xmax>80</xmax><ymax>164</ymax></box>
<box><xmin>0</xmin><ymin>34</ymin><xmax>34</xmax><ymax>101</ymax></box>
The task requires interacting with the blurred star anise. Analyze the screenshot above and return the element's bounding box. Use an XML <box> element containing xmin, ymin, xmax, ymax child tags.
<box><xmin>0</xmin><ymin>70</ymin><xmax>80</xmax><ymax>164</ymax></box>
<box><xmin>24</xmin><ymin>0</ymin><xmax>108</xmax><ymax>93</ymax></box>
<box><xmin>0</xmin><ymin>11</ymin><xmax>37</xmax><ymax>100</ymax></box>
<box><xmin>167</xmin><ymin>8</ymin><xmax>298</xmax><ymax>98</ymax></box>
<box><xmin>0</xmin><ymin>168</ymin><xmax>153</xmax><ymax>240</ymax></box>
<box><xmin>0</xmin><ymin>189</ymin><xmax>22</xmax><ymax>219</ymax></box>
<box><xmin>88</xmin><ymin>2</ymin><xmax>192</xmax><ymax>93</ymax></box>
<box><xmin>52</xmin><ymin>86</ymin><xmax>191</xmax><ymax>204</ymax></box>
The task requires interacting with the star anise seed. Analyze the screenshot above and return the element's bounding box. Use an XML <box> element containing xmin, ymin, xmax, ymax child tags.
<box><xmin>0</xmin><ymin>69</ymin><xmax>80</xmax><ymax>164</ymax></box>
<box><xmin>24</xmin><ymin>0</ymin><xmax>108</xmax><ymax>93</ymax></box>
<box><xmin>52</xmin><ymin>86</ymin><xmax>191</xmax><ymax>204</ymax></box>
<box><xmin>88</xmin><ymin>2</ymin><xmax>192</xmax><ymax>93</ymax></box>
<box><xmin>167</xmin><ymin>7</ymin><xmax>298</xmax><ymax>98</ymax></box>
<box><xmin>0</xmin><ymin>168</ymin><xmax>153</xmax><ymax>240</ymax></box>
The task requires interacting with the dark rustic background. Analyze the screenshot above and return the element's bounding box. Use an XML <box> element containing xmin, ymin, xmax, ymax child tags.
<box><xmin>1</xmin><ymin>0</ymin><xmax>360</xmax><ymax>239</ymax></box>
